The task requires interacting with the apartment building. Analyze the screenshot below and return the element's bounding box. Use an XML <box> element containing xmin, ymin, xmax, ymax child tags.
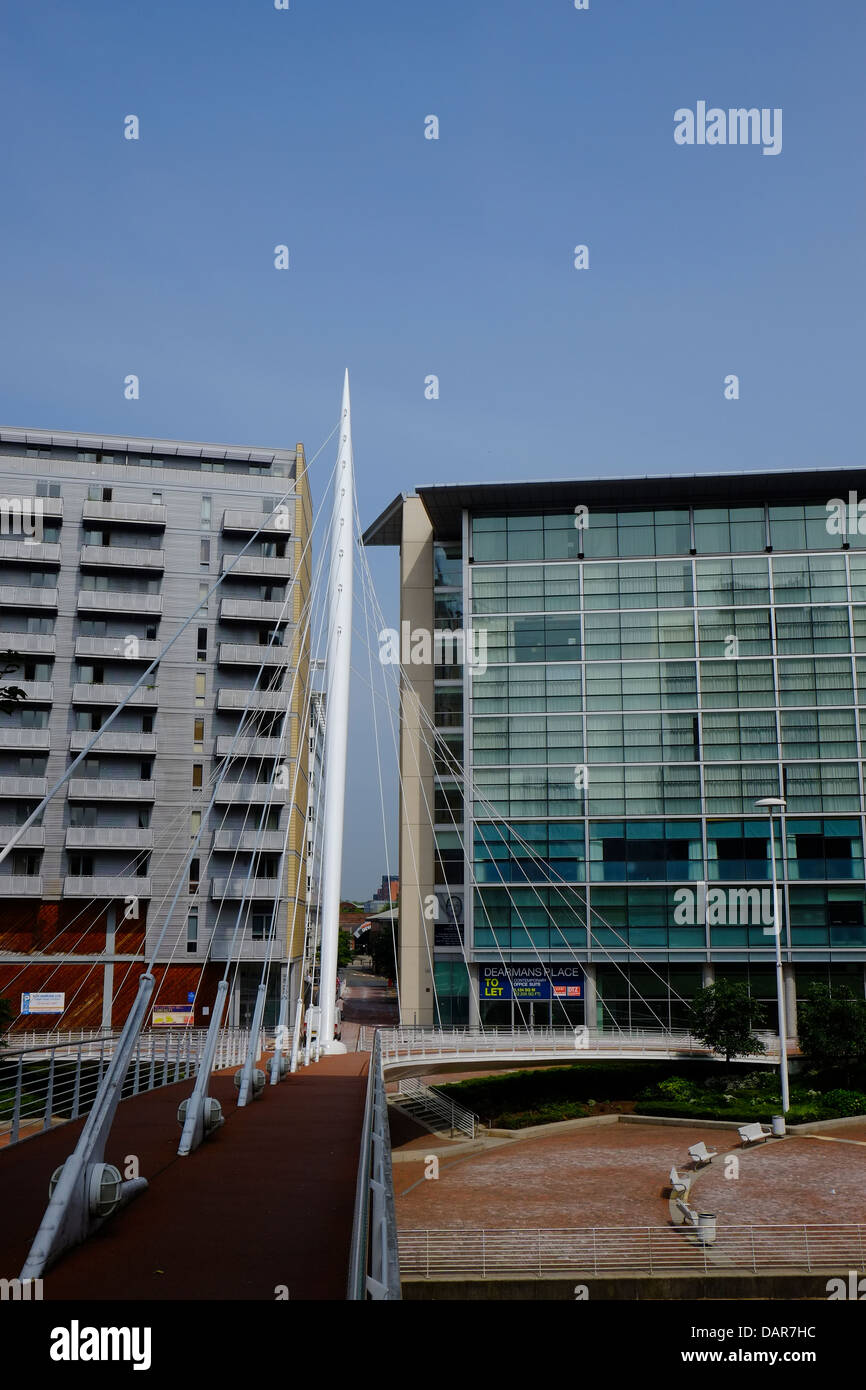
<box><xmin>365</xmin><ymin>469</ymin><xmax>866</xmax><ymax>1031</ymax></box>
<box><xmin>0</xmin><ymin>426</ymin><xmax>312</xmax><ymax>1031</ymax></box>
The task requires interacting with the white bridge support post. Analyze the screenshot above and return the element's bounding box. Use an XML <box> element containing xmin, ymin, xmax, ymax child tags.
<box><xmin>237</xmin><ymin>981</ymin><xmax>269</xmax><ymax>1106</ymax></box>
<box><xmin>317</xmin><ymin>371</ymin><xmax>354</xmax><ymax>1056</ymax></box>
<box><xmin>20</xmin><ymin>973</ymin><xmax>154</xmax><ymax>1280</ymax></box>
<box><xmin>177</xmin><ymin>979</ymin><xmax>229</xmax><ymax>1155</ymax></box>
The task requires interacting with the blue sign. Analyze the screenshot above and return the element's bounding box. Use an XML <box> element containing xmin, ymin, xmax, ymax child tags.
<box><xmin>479</xmin><ymin>964</ymin><xmax>584</xmax><ymax>1001</ymax></box>
<box><xmin>187</xmin><ymin>991</ymin><xmax>195</xmax><ymax>1004</ymax></box>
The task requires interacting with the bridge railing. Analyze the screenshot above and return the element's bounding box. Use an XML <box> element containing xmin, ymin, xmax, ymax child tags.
<box><xmin>0</xmin><ymin>1028</ymin><xmax>255</xmax><ymax>1148</ymax></box>
<box><xmin>358</xmin><ymin>1025</ymin><xmax>787</xmax><ymax>1064</ymax></box>
<box><xmin>401</xmin><ymin>1224</ymin><xmax>866</xmax><ymax>1279</ymax></box>
<box><xmin>347</xmin><ymin>1030</ymin><xmax>401</xmax><ymax>1300</ymax></box>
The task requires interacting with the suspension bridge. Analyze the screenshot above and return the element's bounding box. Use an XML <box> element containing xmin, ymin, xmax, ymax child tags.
<box><xmin>0</xmin><ymin>374</ymin><xmax>802</xmax><ymax>1301</ymax></box>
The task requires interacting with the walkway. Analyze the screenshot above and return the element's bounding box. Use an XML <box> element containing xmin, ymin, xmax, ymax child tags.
<box><xmin>0</xmin><ymin>1052</ymin><xmax>368</xmax><ymax>1300</ymax></box>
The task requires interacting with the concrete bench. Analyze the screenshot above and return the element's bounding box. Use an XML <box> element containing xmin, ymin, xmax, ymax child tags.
<box><xmin>688</xmin><ymin>1141</ymin><xmax>717</xmax><ymax>1168</ymax></box>
<box><xmin>669</xmin><ymin>1166</ymin><xmax>690</xmax><ymax>1195</ymax></box>
<box><xmin>738</xmin><ymin>1122</ymin><xmax>772</xmax><ymax>1146</ymax></box>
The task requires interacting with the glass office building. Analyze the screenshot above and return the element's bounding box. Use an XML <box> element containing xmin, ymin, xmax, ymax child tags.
<box><xmin>364</xmin><ymin>471</ymin><xmax>866</xmax><ymax>1031</ymax></box>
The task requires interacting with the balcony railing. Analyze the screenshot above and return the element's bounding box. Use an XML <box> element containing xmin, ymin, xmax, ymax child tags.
<box><xmin>217</xmin><ymin>688</ymin><xmax>288</xmax><ymax>713</ymax></box>
<box><xmin>0</xmin><ymin>729</ymin><xmax>50</xmax><ymax>750</ymax></box>
<box><xmin>77</xmin><ymin>591</ymin><xmax>163</xmax><ymax>615</ymax></box>
<box><xmin>219</xmin><ymin>598</ymin><xmax>289</xmax><ymax>623</ymax></box>
<box><xmin>63</xmin><ymin>876</ymin><xmax>152</xmax><ymax>898</ymax></box>
<box><xmin>213</xmin><ymin>781</ymin><xmax>291</xmax><ymax>804</ymax></box>
<box><xmin>0</xmin><ymin>630</ymin><xmax>55</xmax><ymax>656</ymax></box>
<box><xmin>0</xmin><ymin>875</ymin><xmax>43</xmax><ymax>896</ymax></box>
<box><xmin>0</xmin><ymin>776</ymin><xmax>48</xmax><ymax>798</ymax></box>
<box><xmin>0</xmin><ymin>585</ymin><xmax>58</xmax><ymax>610</ymax></box>
<box><xmin>67</xmin><ymin>778</ymin><xmax>155</xmax><ymax>800</ymax></box>
<box><xmin>215</xmin><ymin>735</ymin><xmax>286</xmax><ymax>759</ymax></box>
<box><xmin>0</xmin><ymin>540</ymin><xmax>61</xmax><ymax>566</ymax></box>
<box><xmin>210</xmin><ymin>877</ymin><xmax>282</xmax><ymax>900</ymax></box>
<box><xmin>72</xmin><ymin>682</ymin><xmax>158</xmax><ymax>707</ymax></box>
<box><xmin>65</xmin><ymin>828</ymin><xmax>154</xmax><ymax>850</ymax></box>
<box><xmin>221</xmin><ymin>554</ymin><xmax>292</xmax><ymax>579</ymax></box>
<box><xmin>0</xmin><ymin>827</ymin><xmax>44</xmax><ymax>848</ymax></box>
<box><xmin>80</xmin><ymin>544</ymin><xmax>165</xmax><ymax>571</ymax></box>
<box><xmin>74</xmin><ymin>636</ymin><xmax>161</xmax><ymax>662</ymax></box>
<box><xmin>82</xmin><ymin>500</ymin><xmax>166</xmax><ymax>528</ymax></box>
<box><xmin>212</xmin><ymin>830</ymin><xmax>285</xmax><ymax>852</ymax></box>
<box><xmin>222</xmin><ymin>508</ymin><xmax>291</xmax><ymax>536</ymax></box>
<box><xmin>69</xmin><ymin>731</ymin><xmax>157</xmax><ymax>754</ymax></box>
<box><xmin>218</xmin><ymin>643</ymin><xmax>290</xmax><ymax>666</ymax></box>
<box><xmin>6</xmin><ymin>681</ymin><xmax>53</xmax><ymax>703</ymax></box>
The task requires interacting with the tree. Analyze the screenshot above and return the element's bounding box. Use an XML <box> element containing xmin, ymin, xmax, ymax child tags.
<box><xmin>689</xmin><ymin>980</ymin><xmax>767</xmax><ymax>1065</ymax></box>
<box><xmin>0</xmin><ymin>994</ymin><xmax>12</xmax><ymax>1047</ymax></box>
<box><xmin>0</xmin><ymin>651</ymin><xmax>27</xmax><ymax>717</ymax></box>
<box><xmin>798</xmin><ymin>984</ymin><xmax>866</xmax><ymax>1084</ymax></box>
<box><xmin>337</xmin><ymin>929</ymin><xmax>354</xmax><ymax>968</ymax></box>
<box><xmin>369</xmin><ymin>929</ymin><xmax>397</xmax><ymax>982</ymax></box>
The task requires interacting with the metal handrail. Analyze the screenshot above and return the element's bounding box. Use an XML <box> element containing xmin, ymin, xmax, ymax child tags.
<box><xmin>0</xmin><ymin>1028</ymin><xmax>255</xmax><ymax>1147</ymax></box>
<box><xmin>400</xmin><ymin>1224</ymin><xmax>866</xmax><ymax>1279</ymax></box>
<box><xmin>347</xmin><ymin>1031</ymin><xmax>401</xmax><ymax>1300</ymax></box>
<box><xmin>393</xmin><ymin>1077</ymin><xmax>478</xmax><ymax>1138</ymax></box>
<box><xmin>359</xmin><ymin>1025</ymin><xmax>790</xmax><ymax>1065</ymax></box>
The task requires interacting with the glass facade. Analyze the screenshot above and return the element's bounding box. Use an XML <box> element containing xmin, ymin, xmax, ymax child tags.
<box><xmin>427</xmin><ymin>499</ymin><xmax>866</xmax><ymax>1024</ymax></box>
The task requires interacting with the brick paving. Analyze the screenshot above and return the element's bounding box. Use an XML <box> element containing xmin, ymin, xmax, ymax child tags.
<box><xmin>394</xmin><ymin>1121</ymin><xmax>866</xmax><ymax>1231</ymax></box>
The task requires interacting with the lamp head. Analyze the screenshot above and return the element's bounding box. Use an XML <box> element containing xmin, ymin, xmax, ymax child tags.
<box><xmin>754</xmin><ymin>797</ymin><xmax>787</xmax><ymax>811</ymax></box>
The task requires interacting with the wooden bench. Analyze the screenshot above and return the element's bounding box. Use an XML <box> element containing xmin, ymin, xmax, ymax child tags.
<box><xmin>688</xmin><ymin>1141</ymin><xmax>718</xmax><ymax>1168</ymax></box>
<box><xmin>738</xmin><ymin>1122</ymin><xmax>772</xmax><ymax>1146</ymax></box>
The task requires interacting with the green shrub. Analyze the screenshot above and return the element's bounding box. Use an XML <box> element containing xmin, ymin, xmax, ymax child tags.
<box><xmin>821</xmin><ymin>1089</ymin><xmax>866</xmax><ymax>1117</ymax></box>
<box><xmin>658</xmin><ymin>1076</ymin><xmax>697</xmax><ymax>1102</ymax></box>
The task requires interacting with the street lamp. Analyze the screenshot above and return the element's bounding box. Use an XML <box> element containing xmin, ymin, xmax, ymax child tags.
<box><xmin>755</xmin><ymin>796</ymin><xmax>790</xmax><ymax>1113</ymax></box>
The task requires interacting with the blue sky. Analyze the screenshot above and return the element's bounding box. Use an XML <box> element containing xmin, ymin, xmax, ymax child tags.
<box><xmin>1</xmin><ymin>0</ymin><xmax>863</xmax><ymax>893</ymax></box>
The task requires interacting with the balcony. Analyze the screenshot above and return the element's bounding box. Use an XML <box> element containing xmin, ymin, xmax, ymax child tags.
<box><xmin>80</xmin><ymin>544</ymin><xmax>165</xmax><ymax>572</ymax></box>
<box><xmin>221</xmin><ymin>554</ymin><xmax>292</xmax><ymax>579</ymax></box>
<box><xmin>217</xmin><ymin>688</ymin><xmax>288</xmax><ymax>713</ymax></box>
<box><xmin>0</xmin><ymin>876</ymin><xmax>43</xmax><ymax>896</ymax></box>
<box><xmin>68</xmin><ymin>778</ymin><xmax>155</xmax><ymax>801</ymax></box>
<box><xmin>212</xmin><ymin>830</ymin><xmax>285</xmax><ymax>853</ymax></box>
<box><xmin>0</xmin><ymin>630</ymin><xmax>55</xmax><ymax>656</ymax></box>
<box><xmin>222</xmin><ymin>508</ymin><xmax>291</xmax><ymax>536</ymax></box>
<box><xmin>74</xmin><ymin>636</ymin><xmax>161</xmax><ymax>662</ymax></box>
<box><xmin>63</xmin><ymin>876</ymin><xmax>151</xmax><ymax>898</ymax></box>
<box><xmin>218</xmin><ymin>643</ymin><xmax>291</xmax><ymax>667</ymax></box>
<box><xmin>0</xmin><ymin>827</ymin><xmax>45</xmax><ymax>849</ymax></box>
<box><xmin>210</xmin><ymin>937</ymin><xmax>282</xmax><ymax>962</ymax></box>
<box><xmin>0</xmin><ymin>585</ymin><xmax>58</xmax><ymax>610</ymax></box>
<box><xmin>72</xmin><ymin>683</ymin><xmax>158</xmax><ymax>707</ymax></box>
<box><xmin>219</xmin><ymin>598</ymin><xmax>289</xmax><ymax>624</ymax></box>
<box><xmin>65</xmin><ymin>828</ymin><xmax>154</xmax><ymax>850</ymax></box>
<box><xmin>213</xmin><ymin>781</ymin><xmax>291</xmax><ymax>805</ymax></box>
<box><xmin>210</xmin><ymin>877</ymin><xmax>282</xmax><ymax>900</ymax></box>
<box><xmin>0</xmin><ymin>729</ymin><xmax>50</xmax><ymax>751</ymax></box>
<box><xmin>6</xmin><ymin>681</ymin><xmax>53</xmax><ymax>703</ymax></box>
<box><xmin>0</xmin><ymin>776</ymin><xmax>47</xmax><ymax>798</ymax></box>
<box><xmin>69</xmin><ymin>732</ymin><xmax>157</xmax><ymax>754</ymax></box>
<box><xmin>82</xmin><ymin>500</ymin><xmax>166</xmax><ymax>529</ymax></box>
<box><xmin>78</xmin><ymin>591</ymin><xmax>162</xmax><ymax>616</ymax></box>
<box><xmin>0</xmin><ymin>540</ymin><xmax>61</xmax><ymax>566</ymax></box>
<box><xmin>216</xmin><ymin>736</ymin><xmax>286</xmax><ymax>759</ymax></box>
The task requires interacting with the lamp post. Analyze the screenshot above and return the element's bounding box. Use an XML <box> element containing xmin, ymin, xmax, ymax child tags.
<box><xmin>755</xmin><ymin>796</ymin><xmax>790</xmax><ymax>1113</ymax></box>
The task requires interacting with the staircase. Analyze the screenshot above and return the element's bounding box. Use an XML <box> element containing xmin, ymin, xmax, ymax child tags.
<box><xmin>390</xmin><ymin>1076</ymin><xmax>477</xmax><ymax>1138</ymax></box>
